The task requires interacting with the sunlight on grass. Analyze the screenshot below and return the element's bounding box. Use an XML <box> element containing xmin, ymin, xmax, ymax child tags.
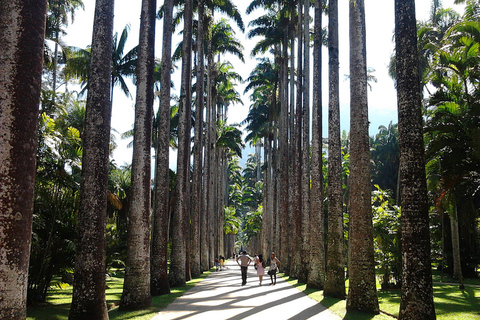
<box><xmin>281</xmin><ymin>273</ymin><xmax>480</xmax><ymax>320</ymax></box>
<box><xmin>27</xmin><ymin>269</ymin><xmax>213</xmax><ymax>320</ymax></box>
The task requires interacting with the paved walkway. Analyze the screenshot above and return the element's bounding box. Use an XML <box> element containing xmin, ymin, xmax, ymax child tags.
<box><xmin>152</xmin><ymin>260</ymin><xmax>341</xmax><ymax>320</ymax></box>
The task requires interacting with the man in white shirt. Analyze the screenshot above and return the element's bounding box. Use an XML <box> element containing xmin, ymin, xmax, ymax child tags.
<box><xmin>236</xmin><ymin>250</ymin><xmax>252</xmax><ymax>286</ymax></box>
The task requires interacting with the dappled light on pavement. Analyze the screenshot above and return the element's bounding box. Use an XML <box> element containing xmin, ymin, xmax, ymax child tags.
<box><xmin>152</xmin><ymin>260</ymin><xmax>341</xmax><ymax>320</ymax></box>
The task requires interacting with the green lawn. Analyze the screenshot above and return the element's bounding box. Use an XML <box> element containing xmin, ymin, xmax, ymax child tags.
<box><xmin>282</xmin><ymin>274</ymin><xmax>480</xmax><ymax>320</ymax></box>
<box><xmin>27</xmin><ymin>270</ymin><xmax>480</xmax><ymax>320</ymax></box>
<box><xmin>27</xmin><ymin>270</ymin><xmax>212</xmax><ymax>320</ymax></box>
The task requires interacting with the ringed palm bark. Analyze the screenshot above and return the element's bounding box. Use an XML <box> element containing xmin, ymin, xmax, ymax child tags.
<box><xmin>290</xmin><ymin>0</ymin><xmax>303</xmax><ymax>279</ymax></box>
<box><xmin>395</xmin><ymin>1</ymin><xmax>436</xmax><ymax>319</ymax></box>
<box><xmin>151</xmin><ymin>0</ymin><xmax>173</xmax><ymax>296</ymax></box>
<box><xmin>324</xmin><ymin>0</ymin><xmax>345</xmax><ymax>299</ymax></box>
<box><xmin>120</xmin><ymin>0</ymin><xmax>156</xmax><ymax>309</ymax></box>
<box><xmin>191</xmin><ymin>0</ymin><xmax>206</xmax><ymax>279</ymax></box>
<box><xmin>346</xmin><ymin>0</ymin><xmax>379</xmax><ymax>313</ymax></box>
<box><xmin>0</xmin><ymin>0</ymin><xmax>47</xmax><ymax>318</ymax></box>
<box><xmin>170</xmin><ymin>0</ymin><xmax>193</xmax><ymax>287</ymax></box>
<box><xmin>68</xmin><ymin>0</ymin><xmax>114</xmax><ymax>318</ymax></box>
<box><xmin>299</xmin><ymin>0</ymin><xmax>311</xmax><ymax>284</ymax></box>
<box><xmin>307</xmin><ymin>0</ymin><xmax>325</xmax><ymax>290</ymax></box>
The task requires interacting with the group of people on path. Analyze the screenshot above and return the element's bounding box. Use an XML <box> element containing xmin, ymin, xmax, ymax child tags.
<box><xmin>236</xmin><ymin>251</ymin><xmax>280</xmax><ymax>286</ymax></box>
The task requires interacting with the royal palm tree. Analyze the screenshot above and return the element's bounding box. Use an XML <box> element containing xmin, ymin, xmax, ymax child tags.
<box><xmin>0</xmin><ymin>0</ymin><xmax>47</xmax><ymax>318</ymax></box>
<box><xmin>191</xmin><ymin>0</ymin><xmax>207</xmax><ymax>278</ymax></box>
<box><xmin>243</xmin><ymin>57</ymin><xmax>278</xmax><ymax>255</ymax></box>
<box><xmin>307</xmin><ymin>0</ymin><xmax>325</xmax><ymax>290</ymax></box>
<box><xmin>395</xmin><ymin>1</ymin><xmax>436</xmax><ymax>319</ymax></box>
<box><xmin>346</xmin><ymin>0</ymin><xmax>379</xmax><ymax>313</ymax></box>
<box><xmin>298</xmin><ymin>0</ymin><xmax>311</xmax><ymax>284</ymax></box>
<box><xmin>46</xmin><ymin>0</ymin><xmax>84</xmax><ymax>100</ymax></box>
<box><xmin>64</xmin><ymin>25</ymin><xmax>137</xmax><ymax>102</ymax></box>
<box><xmin>290</xmin><ymin>0</ymin><xmax>304</xmax><ymax>279</ymax></box>
<box><xmin>68</xmin><ymin>0</ymin><xmax>114</xmax><ymax>318</ymax></box>
<box><xmin>151</xmin><ymin>0</ymin><xmax>173</xmax><ymax>296</ymax></box>
<box><xmin>170</xmin><ymin>0</ymin><xmax>193</xmax><ymax>287</ymax></box>
<box><xmin>323</xmin><ymin>0</ymin><xmax>345</xmax><ymax>300</ymax></box>
<box><xmin>120</xmin><ymin>0</ymin><xmax>156</xmax><ymax>309</ymax></box>
<box><xmin>371</xmin><ymin>122</ymin><xmax>399</xmax><ymax>202</ymax></box>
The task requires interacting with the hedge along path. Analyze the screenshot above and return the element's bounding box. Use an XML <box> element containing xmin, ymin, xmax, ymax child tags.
<box><xmin>152</xmin><ymin>259</ymin><xmax>341</xmax><ymax>319</ymax></box>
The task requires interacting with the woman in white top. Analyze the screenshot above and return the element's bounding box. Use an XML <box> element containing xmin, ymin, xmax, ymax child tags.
<box><xmin>269</xmin><ymin>252</ymin><xmax>280</xmax><ymax>285</ymax></box>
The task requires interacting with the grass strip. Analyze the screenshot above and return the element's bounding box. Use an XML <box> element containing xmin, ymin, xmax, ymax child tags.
<box><xmin>27</xmin><ymin>269</ymin><xmax>213</xmax><ymax>320</ymax></box>
<box><xmin>280</xmin><ymin>273</ymin><xmax>480</xmax><ymax>320</ymax></box>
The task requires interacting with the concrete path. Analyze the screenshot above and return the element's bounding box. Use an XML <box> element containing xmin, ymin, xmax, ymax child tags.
<box><xmin>152</xmin><ymin>260</ymin><xmax>341</xmax><ymax>320</ymax></box>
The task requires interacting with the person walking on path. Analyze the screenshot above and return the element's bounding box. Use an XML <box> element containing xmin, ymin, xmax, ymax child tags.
<box><xmin>255</xmin><ymin>254</ymin><xmax>266</xmax><ymax>285</ymax></box>
<box><xmin>236</xmin><ymin>250</ymin><xmax>252</xmax><ymax>285</ymax></box>
<box><xmin>268</xmin><ymin>252</ymin><xmax>280</xmax><ymax>285</ymax></box>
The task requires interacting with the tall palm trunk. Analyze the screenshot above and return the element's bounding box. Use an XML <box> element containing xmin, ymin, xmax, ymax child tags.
<box><xmin>69</xmin><ymin>0</ymin><xmax>114</xmax><ymax>318</ymax></box>
<box><xmin>450</xmin><ymin>205</ymin><xmax>463</xmax><ymax>286</ymax></box>
<box><xmin>299</xmin><ymin>0</ymin><xmax>311</xmax><ymax>284</ymax></box>
<box><xmin>191</xmin><ymin>0</ymin><xmax>206</xmax><ymax>278</ymax></box>
<box><xmin>170</xmin><ymin>0</ymin><xmax>193</xmax><ymax>287</ymax></box>
<box><xmin>290</xmin><ymin>0</ymin><xmax>303</xmax><ymax>278</ymax></box>
<box><xmin>324</xmin><ymin>0</ymin><xmax>345</xmax><ymax>299</ymax></box>
<box><xmin>205</xmin><ymin>49</ymin><xmax>215</xmax><ymax>269</ymax></box>
<box><xmin>120</xmin><ymin>0</ymin><xmax>156</xmax><ymax>309</ymax></box>
<box><xmin>278</xmin><ymin>32</ymin><xmax>289</xmax><ymax>261</ymax></box>
<box><xmin>307</xmin><ymin>0</ymin><xmax>325</xmax><ymax>289</ymax></box>
<box><xmin>263</xmin><ymin>138</ymin><xmax>271</xmax><ymax>253</ymax></box>
<box><xmin>0</xmin><ymin>1</ymin><xmax>47</xmax><ymax>318</ymax></box>
<box><xmin>151</xmin><ymin>0</ymin><xmax>173</xmax><ymax>296</ymax></box>
<box><xmin>346</xmin><ymin>0</ymin><xmax>379</xmax><ymax>313</ymax></box>
<box><xmin>284</xmin><ymin>21</ymin><xmax>296</xmax><ymax>275</ymax></box>
<box><xmin>395</xmin><ymin>1</ymin><xmax>436</xmax><ymax>318</ymax></box>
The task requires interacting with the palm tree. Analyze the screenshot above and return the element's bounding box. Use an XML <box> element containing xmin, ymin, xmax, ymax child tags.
<box><xmin>323</xmin><ymin>0</ymin><xmax>345</xmax><ymax>299</ymax></box>
<box><xmin>46</xmin><ymin>0</ymin><xmax>84</xmax><ymax>100</ymax></box>
<box><xmin>243</xmin><ymin>57</ymin><xmax>278</xmax><ymax>255</ymax></box>
<box><xmin>346</xmin><ymin>0</ymin><xmax>379</xmax><ymax>313</ymax></box>
<box><xmin>290</xmin><ymin>0</ymin><xmax>304</xmax><ymax>279</ymax></box>
<box><xmin>170</xmin><ymin>0</ymin><xmax>193</xmax><ymax>287</ymax></box>
<box><xmin>299</xmin><ymin>0</ymin><xmax>311</xmax><ymax>284</ymax></box>
<box><xmin>371</xmin><ymin>122</ymin><xmax>399</xmax><ymax>202</ymax></box>
<box><xmin>65</xmin><ymin>25</ymin><xmax>137</xmax><ymax>102</ymax></box>
<box><xmin>395</xmin><ymin>1</ymin><xmax>436</xmax><ymax>319</ymax></box>
<box><xmin>120</xmin><ymin>0</ymin><xmax>156</xmax><ymax>309</ymax></box>
<box><xmin>151</xmin><ymin>0</ymin><xmax>173</xmax><ymax>296</ymax></box>
<box><xmin>307</xmin><ymin>0</ymin><xmax>325</xmax><ymax>290</ymax></box>
<box><xmin>190</xmin><ymin>0</ymin><xmax>207</xmax><ymax>278</ymax></box>
<box><xmin>204</xmin><ymin>18</ymin><xmax>244</xmax><ymax>266</ymax></box>
<box><xmin>68</xmin><ymin>0</ymin><xmax>114</xmax><ymax>318</ymax></box>
<box><xmin>0</xmin><ymin>0</ymin><xmax>47</xmax><ymax>318</ymax></box>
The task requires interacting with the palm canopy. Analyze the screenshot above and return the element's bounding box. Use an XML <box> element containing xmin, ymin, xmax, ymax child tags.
<box><xmin>173</xmin><ymin>18</ymin><xmax>245</xmax><ymax>63</ymax></box>
<box><xmin>64</xmin><ymin>25</ymin><xmax>137</xmax><ymax>98</ymax></box>
<box><xmin>216</xmin><ymin>122</ymin><xmax>245</xmax><ymax>158</ymax></box>
<box><xmin>242</xmin><ymin>57</ymin><xmax>278</xmax><ymax>144</ymax></box>
<box><xmin>244</xmin><ymin>57</ymin><xmax>278</xmax><ymax>93</ymax></box>
<box><xmin>215</xmin><ymin>61</ymin><xmax>244</xmax><ymax>115</ymax></box>
<box><xmin>159</xmin><ymin>0</ymin><xmax>244</xmax><ymax>33</ymax></box>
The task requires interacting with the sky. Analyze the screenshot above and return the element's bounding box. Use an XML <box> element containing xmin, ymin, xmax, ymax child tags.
<box><xmin>64</xmin><ymin>0</ymin><xmax>465</xmax><ymax>168</ymax></box>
